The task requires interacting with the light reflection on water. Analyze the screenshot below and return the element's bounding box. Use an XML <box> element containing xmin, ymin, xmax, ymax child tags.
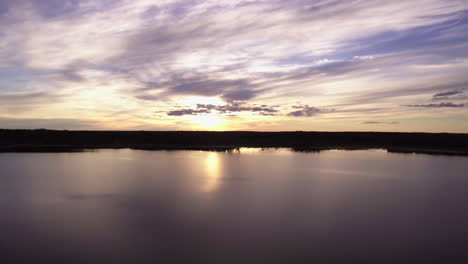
<box><xmin>203</xmin><ymin>152</ymin><xmax>222</xmax><ymax>193</ymax></box>
<box><xmin>1</xmin><ymin>149</ymin><xmax>468</xmax><ymax>263</ymax></box>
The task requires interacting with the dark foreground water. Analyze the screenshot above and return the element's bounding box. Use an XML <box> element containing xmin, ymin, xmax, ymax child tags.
<box><xmin>1</xmin><ymin>149</ymin><xmax>468</xmax><ymax>263</ymax></box>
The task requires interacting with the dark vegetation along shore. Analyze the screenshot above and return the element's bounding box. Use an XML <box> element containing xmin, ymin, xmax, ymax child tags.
<box><xmin>1</xmin><ymin>129</ymin><xmax>468</xmax><ymax>156</ymax></box>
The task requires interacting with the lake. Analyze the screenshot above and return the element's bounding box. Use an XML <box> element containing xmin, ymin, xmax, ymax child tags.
<box><xmin>1</xmin><ymin>149</ymin><xmax>468</xmax><ymax>263</ymax></box>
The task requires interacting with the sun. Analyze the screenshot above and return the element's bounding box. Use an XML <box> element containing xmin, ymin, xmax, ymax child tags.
<box><xmin>189</xmin><ymin>114</ymin><xmax>226</xmax><ymax>131</ymax></box>
<box><xmin>173</xmin><ymin>96</ymin><xmax>227</xmax><ymax>130</ymax></box>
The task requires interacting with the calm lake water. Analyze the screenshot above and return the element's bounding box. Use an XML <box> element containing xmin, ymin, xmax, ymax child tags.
<box><xmin>1</xmin><ymin>149</ymin><xmax>468</xmax><ymax>263</ymax></box>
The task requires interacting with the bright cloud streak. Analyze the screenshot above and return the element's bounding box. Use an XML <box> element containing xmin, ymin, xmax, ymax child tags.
<box><xmin>0</xmin><ymin>0</ymin><xmax>468</xmax><ymax>132</ymax></box>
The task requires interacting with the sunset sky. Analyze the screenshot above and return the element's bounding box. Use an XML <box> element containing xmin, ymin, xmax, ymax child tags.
<box><xmin>1</xmin><ymin>0</ymin><xmax>467</xmax><ymax>132</ymax></box>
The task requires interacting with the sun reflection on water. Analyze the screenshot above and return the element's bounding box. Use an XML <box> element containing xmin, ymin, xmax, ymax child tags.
<box><xmin>237</xmin><ymin>148</ymin><xmax>263</xmax><ymax>154</ymax></box>
<box><xmin>202</xmin><ymin>152</ymin><xmax>222</xmax><ymax>193</ymax></box>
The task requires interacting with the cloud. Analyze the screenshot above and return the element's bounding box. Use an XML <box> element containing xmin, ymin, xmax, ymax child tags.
<box><xmin>287</xmin><ymin>105</ymin><xmax>320</xmax><ymax>117</ymax></box>
<box><xmin>363</xmin><ymin>121</ymin><xmax>400</xmax><ymax>125</ymax></box>
<box><xmin>0</xmin><ymin>116</ymin><xmax>100</xmax><ymax>130</ymax></box>
<box><xmin>197</xmin><ymin>103</ymin><xmax>278</xmax><ymax>114</ymax></box>
<box><xmin>169</xmin><ymin>79</ymin><xmax>257</xmax><ymax>102</ymax></box>
<box><xmin>167</xmin><ymin>102</ymin><xmax>279</xmax><ymax>116</ymax></box>
<box><xmin>432</xmin><ymin>89</ymin><xmax>466</xmax><ymax>100</ymax></box>
<box><xmin>31</xmin><ymin>0</ymin><xmax>81</xmax><ymax>19</ymax></box>
<box><xmin>1</xmin><ymin>0</ymin><xmax>468</xmax><ymax>131</ymax></box>
<box><xmin>433</xmin><ymin>89</ymin><xmax>464</xmax><ymax>98</ymax></box>
<box><xmin>135</xmin><ymin>76</ymin><xmax>263</xmax><ymax>102</ymax></box>
<box><xmin>0</xmin><ymin>88</ymin><xmax>78</xmax><ymax>116</ymax></box>
<box><xmin>405</xmin><ymin>102</ymin><xmax>465</xmax><ymax>108</ymax></box>
<box><xmin>0</xmin><ymin>91</ymin><xmax>50</xmax><ymax>101</ymax></box>
<box><xmin>334</xmin><ymin>80</ymin><xmax>468</xmax><ymax>108</ymax></box>
<box><xmin>135</xmin><ymin>95</ymin><xmax>161</xmax><ymax>101</ymax></box>
<box><xmin>115</xmin><ymin>1</ymin><xmax>468</xmax><ymax>105</ymax></box>
<box><xmin>167</xmin><ymin>108</ymin><xmax>210</xmax><ymax>116</ymax></box>
<box><xmin>0</xmin><ymin>91</ymin><xmax>65</xmax><ymax>113</ymax></box>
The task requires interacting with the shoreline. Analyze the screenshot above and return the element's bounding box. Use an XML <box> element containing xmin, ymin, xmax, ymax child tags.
<box><xmin>1</xmin><ymin>129</ymin><xmax>468</xmax><ymax>156</ymax></box>
<box><xmin>1</xmin><ymin>145</ymin><xmax>468</xmax><ymax>157</ymax></box>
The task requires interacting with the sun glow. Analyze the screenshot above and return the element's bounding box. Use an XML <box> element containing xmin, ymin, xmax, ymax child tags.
<box><xmin>189</xmin><ymin>114</ymin><xmax>226</xmax><ymax>131</ymax></box>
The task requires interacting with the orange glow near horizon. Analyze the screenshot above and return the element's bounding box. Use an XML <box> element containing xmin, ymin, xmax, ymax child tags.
<box><xmin>188</xmin><ymin>114</ymin><xmax>226</xmax><ymax>131</ymax></box>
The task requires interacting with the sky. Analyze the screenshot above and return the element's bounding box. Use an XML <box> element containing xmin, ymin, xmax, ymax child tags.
<box><xmin>1</xmin><ymin>0</ymin><xmax>468</xmax><ymax>132</ymax></box>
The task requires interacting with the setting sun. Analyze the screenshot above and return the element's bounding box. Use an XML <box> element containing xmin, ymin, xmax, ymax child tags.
<box><xmin>189</xmin><ymin>114</ymin><xmax>226</xmax><ymax>131</ymax></box>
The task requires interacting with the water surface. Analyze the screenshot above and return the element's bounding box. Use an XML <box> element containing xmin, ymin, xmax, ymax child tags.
<box><xmin>1</xmin><ymin>149</ymin><xmax>468</xmax><ymax>263</ymax></box>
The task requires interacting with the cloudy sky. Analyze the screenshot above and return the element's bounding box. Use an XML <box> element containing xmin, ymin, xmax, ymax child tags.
<box><xmin>1</xmin><ymin>0</ymin><xmax>468</xmax><ymax>132</ymax></box>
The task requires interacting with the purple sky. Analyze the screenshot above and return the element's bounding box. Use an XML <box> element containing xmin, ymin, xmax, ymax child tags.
<box><xmin>1</xmin><ymin>0</ymin><xmax>468</xmax><ymax>131</ymax></box>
